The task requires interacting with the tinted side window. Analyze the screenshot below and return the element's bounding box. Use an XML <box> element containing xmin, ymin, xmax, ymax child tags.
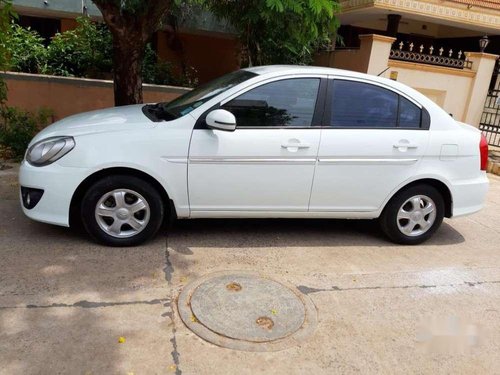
<box><xmin>222</xmin><ymin>78</ymin><xmax>320</xmax><ymax>127</ymax></box>
<box><xmin>330</xmin><ymin>80</ymin><xmax>398</xmax><ymax>128</ymax></box>
<box><xmin>399</xmin><ymin>96</ymin><xmax>422</xmax><ymax>128</ymax></box>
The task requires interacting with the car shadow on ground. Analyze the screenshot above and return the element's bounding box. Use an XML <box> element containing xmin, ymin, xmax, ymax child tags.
<box><xmin>7</xmin><ymin>213</ymin><xmax>465</xmax><ymax>250</ymax></box>
<box><xmin>167</xmin><ymin>218</ymin><xmax>465</xmax><ymax>254</ymax></box>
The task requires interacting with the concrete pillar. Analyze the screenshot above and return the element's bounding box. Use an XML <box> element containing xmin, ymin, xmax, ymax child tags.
<box><xmin>358</xmin><ymin>34</ymin><xmax>396</xmax><ymax>75</ymax></box>
<box><xmin>463</xmin><ymin>52</ymin><xmax>499</xmax><ymax>127</ymax></box>
<box><xmin>386</xmin><ymin>14</ymin><xmax>401</xmax><ymax>37</ymax></box>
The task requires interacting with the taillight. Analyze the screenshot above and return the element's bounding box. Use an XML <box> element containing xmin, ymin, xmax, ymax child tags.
<box><xmin>480</xmin><ymin>134</ymin><xmax>488</xmax><ymax>171</ymax></box>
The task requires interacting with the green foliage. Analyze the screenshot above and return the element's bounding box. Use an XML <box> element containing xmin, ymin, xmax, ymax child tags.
<box><xmin>0</xmin><ymin>2</ymin><xmax>52</xmax><ymax>160</ymax></box>
<box><xmin>142</xmin><ymin>44</ymin><xmax>174</xmax><ymax>85</ymax></box>
<box><xmin>1</xmin><ymin>16</ymin><xmax>113</xmax><ymax>78</ymax></box>
<box><xmin>3</xmin><ymin>22</ymin><xmax>46</xmax><ymax>73</ymax></box>
<box><xmin>0</xmin><ymin>106</ymin><xmax>53</xmax><ymax>160</ymax></box>
<box><xmin>142</xmin><ymin>44</ymin><xmax>198</xmax><ymax>87</ymax></box>
<box><xmin>0</xmin><ymin>0</ymin><xmax>16</xmax><ymax>104</ymax></box>
<box><xmin>45</xmin><ymin>17</ymin><xmax>113</xmax><ymax>78</ymax></box>
<box><xmin>0</xmin><ymin>0</ymin><xmax>12</xmax><ymax>71</ymax></box>
<box><xmin>205</xmin><ymin>0</ymin><xmax>340</xmax><ymax>66</ymax></box>
<box><xmin>1</xmin><ymin>16</ymin><xmax>195</xmax><ymax>86</ymax></box>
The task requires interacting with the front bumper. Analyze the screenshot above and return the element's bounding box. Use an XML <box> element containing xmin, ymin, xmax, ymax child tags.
<box><xmin>20</xmin><ymin>186</ymin><xmax>44</xmax><ymax>209</ymax></box>
<box><xmin>19</xmin><ymin>161</ymin><xmax>88</xmax><ymax>226</ymax></box>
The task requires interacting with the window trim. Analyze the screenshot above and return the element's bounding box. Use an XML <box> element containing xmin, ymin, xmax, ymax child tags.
<box><xmin>323</xmin><ymin>78</ymin><xmax>430</xmax><ymax>130</ymax></box>
<box><xmin>195</xmin><ymin>75</ymin><xmax>328</xmax><ymax>130</ymax></box>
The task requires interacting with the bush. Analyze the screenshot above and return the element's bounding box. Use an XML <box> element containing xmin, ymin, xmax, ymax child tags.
<box><xmin>3</xmin><ymin>22</ymin><xmax>46</xmax><ymax>73</ymax></box>
<box><xmin>142</xmin><ymin>44</ymin><xmax>198</xmax><ymax>87</ymax></box>
<box><xmin>2</xmin><ymin>16</ymin><xmax>197</xmax><ymax>88</ymax></box>
<box><xmin>143</xmin><ymin>44</ymin><xmax>172</xmax><ymax>85</ymax></box>
<box><xmin>45</xmin><ymin>17</ymin><xmax>113</xmax><ymax>78</ymax></box>
<box><xmin>0</xmin><ymin>0</ymin><xmax>14</xmax><ymax>104</ymax></box>
<box><xmin>0</xmin><ymin>106</ymin><xmax>53</xmax><ymax>160</ymax></box>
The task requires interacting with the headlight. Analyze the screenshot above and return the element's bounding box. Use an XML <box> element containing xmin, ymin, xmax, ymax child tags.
<box><xmin>26</xmin><ymin>136</ymin><xmax>75</xmax><ymax>166</ymax></box>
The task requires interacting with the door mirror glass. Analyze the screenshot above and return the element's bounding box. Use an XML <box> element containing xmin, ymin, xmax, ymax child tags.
<box><xmin>205</xmin><ymin>109</ymin><xmax>237</xmax><ymax>131</ymax></box>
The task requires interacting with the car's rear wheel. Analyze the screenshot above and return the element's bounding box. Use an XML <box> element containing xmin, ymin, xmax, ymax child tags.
<box><xmin>380</xmin><ymin>184</ymin><xmax>444</xmax><ymax>245</ymax></box>
<box><xmin>81</xmin><ymin>175</ymin><xmax>164</xmax><ymax>246</ymax></box>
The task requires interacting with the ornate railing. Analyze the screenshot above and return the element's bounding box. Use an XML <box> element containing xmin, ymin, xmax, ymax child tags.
<box><xmin>448</xmin><ymin>0</ymin><xmax>500</xmax><ymax>11</ymax></box>
<box><xmin>390</xmin><ymin>41</ymin><xmax>472</xmax><ymax>70</ymax></box>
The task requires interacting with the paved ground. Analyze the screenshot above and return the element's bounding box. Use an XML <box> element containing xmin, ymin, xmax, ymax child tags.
<box><xmin>1</xmin><ymin>164</ymin><xmax>500</xmax><ymax>374</ymax></box>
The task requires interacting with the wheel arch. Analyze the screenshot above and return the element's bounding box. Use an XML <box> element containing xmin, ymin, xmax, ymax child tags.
<box><xmin>384</xmin><ymin>178</ymin><xmax>453</xmax><ymax>218</ymax></box>
<box><xmin>69</xmin><ymin>167</ymin><xmax>176</xmax><ymax>228</ymax></box>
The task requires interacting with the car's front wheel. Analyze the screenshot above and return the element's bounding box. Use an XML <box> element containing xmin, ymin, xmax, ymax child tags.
<box><xmin>380</xmin><ymin>184</ymin><xmax>444</xmax><ymax>245</ymax></box>
<box><xmin>81</xmin><ymin>175</ymin><xmax>164</xmax><ymax>246</ymax></box>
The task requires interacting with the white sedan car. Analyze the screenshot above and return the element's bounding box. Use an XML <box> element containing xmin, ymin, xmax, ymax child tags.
<box><xmin>20</xmin><ymin>66</ymin><xmax>489</xmax><ymax>246</ymax></box>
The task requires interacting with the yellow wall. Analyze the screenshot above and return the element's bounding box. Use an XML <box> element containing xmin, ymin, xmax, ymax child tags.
<box><xmin>385</xmin><ymin>61</ymin><xmax>475</xmax><ymax>120</ymax></box>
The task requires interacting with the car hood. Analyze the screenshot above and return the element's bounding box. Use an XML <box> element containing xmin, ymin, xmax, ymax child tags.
<box><xmin>31</xmin><ymin>104</ymin><xmax>154</xmax><ymax>144</ymax></box>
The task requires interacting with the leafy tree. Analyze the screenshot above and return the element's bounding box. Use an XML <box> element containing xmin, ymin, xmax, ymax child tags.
<box><xmin>91</xmin><ymin>0</ymin><xmax>174</xmax><ymax>106</ymax></box>
<box><xmin>0</xmin><ymin>0</ymin><xmax>15</xmax><ymax>104</ymax></box>
<box><xmin>205</xmin><ymin>0</ymin><xmax>340</xmax><ymax>66</ymax></box>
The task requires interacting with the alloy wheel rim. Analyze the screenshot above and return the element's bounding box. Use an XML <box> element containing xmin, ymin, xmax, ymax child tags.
<box><xmin>396</xmin><ymin>195</ymin><xmax>436</xmax><ymax>237</ymax></box>
<box><xmin>95</xmin><ymin>189</ymin><xmax>150</xmax><ymax>238</ymax></box>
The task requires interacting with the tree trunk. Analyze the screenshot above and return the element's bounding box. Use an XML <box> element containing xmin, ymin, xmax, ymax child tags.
<box><xmin>112</xmin><ymin>36</ymin><xmax>144</xmax><ymax>106</ymax></box>
<box><xmin>92</xmin><ymin>0</ymin><xmax>173</xmax><ymax>107</ymax></box>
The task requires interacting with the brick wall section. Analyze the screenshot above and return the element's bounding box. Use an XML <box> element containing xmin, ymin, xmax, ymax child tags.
<box><xmin>156</xmin><ymin>31</ymin><xmax>240</xmax><ymax>84</ymax></box>
<box><xmin>1</xmin><ymin>72</ymin><xmax>190</xmax><ymax>121</ymax></box>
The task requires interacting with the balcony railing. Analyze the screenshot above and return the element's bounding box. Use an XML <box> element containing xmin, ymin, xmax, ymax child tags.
<box><xmin>390</xmin><ymin>41</ymin><xmax>472</xmax><ymax>70</ymax></box>
<box><xmin>448</xmin><ymin>0</ymin><xmax>500</xmax><ymax>11</ymax></box>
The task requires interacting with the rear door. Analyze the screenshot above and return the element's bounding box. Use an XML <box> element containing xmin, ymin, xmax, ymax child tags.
<box><xmin>309</xmin><ymin>78</ymin><xmax>431</xmax><ymax>212</ymax></box>
<box><xmin>188</xmin><ymin>76</ymin><xmax>326</xmax><ymax>214</ymax></box>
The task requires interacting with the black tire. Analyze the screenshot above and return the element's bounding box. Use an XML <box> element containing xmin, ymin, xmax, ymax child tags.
<box><xmin>81</xmin><ymin>175</ymin><xmax>164</xmax><ymax>246</ymax></box>
<box><xmin>380</xmin><ymin>184</ymin><xmax>444</xmax><ymax>245</ymax></box>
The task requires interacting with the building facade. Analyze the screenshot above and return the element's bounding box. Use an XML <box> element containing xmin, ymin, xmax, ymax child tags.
<box><xmin>315</xmin><ymin>0</ymin><xmax>500</xmax><ymax>139</ymax></box>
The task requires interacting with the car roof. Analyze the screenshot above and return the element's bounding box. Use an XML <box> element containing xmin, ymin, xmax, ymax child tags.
<box><xmin>243</xmin><ymin>64</ymin><xmax>407</xmax><ymax>93</ymax></box>
<box><xmin>243</xmin><ymin>65</ymin><xmax>375</xmax><ymax>79</ymax></box>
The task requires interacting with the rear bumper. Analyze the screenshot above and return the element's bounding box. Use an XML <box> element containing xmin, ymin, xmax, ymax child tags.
<box><xmin>450</xmin><ymin>173</ymin><xmax>489</xmax><ymax>218</ymax></box>
<box><xmin>19</xmin><ymin>161</ymin><xmax>87</xmax><ymax>226</ymax></box>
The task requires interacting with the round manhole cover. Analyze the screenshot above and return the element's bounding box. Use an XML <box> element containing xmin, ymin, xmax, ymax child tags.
<box><xmin>178</xmin><ymin>271</ymin><xmax>317</xmax><ymax>351</ymax></box>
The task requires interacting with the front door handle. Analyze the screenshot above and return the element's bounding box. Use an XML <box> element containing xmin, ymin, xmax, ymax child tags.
<box><xmin>281</xmin><ymin>142</ymin><xmax>310</xmax><ymax>149</ymax></box>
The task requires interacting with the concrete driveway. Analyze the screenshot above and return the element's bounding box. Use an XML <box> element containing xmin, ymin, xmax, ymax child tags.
<box><xmin>1</xmin><ymin>165</ymin><xmax>500</xmax><ymax>374</ymax></box>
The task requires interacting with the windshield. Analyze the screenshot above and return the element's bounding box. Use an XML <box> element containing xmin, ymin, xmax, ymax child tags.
<box><xmin>161</xmin><ymin>70</ymin><xmax>258</xmax><ymax>119</ymax></box>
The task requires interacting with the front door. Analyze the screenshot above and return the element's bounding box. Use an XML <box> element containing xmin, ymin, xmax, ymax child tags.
<box><xmin>188</xmin><ymin>77</ymin><xmax>324</xmax><ymax>214</ymax></box>
<box><xmin>309</xmin><ymin>78</ymin><xmax>430</xmax><ymax>212</ymax></box>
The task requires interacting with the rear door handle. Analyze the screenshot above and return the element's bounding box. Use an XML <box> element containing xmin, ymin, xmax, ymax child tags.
<box><xmin>393</xmin><ymin>142</ymin><xmax>418</xmax><ymax>151</ymax></box>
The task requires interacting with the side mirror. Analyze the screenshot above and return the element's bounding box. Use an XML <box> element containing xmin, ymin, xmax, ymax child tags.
<box><xmin>205</xmin><ymin>109</ymin><xmax>236</xmax><ymax>131</ymax></box>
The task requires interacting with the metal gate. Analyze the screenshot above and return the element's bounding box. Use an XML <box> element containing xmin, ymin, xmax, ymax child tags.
<box><xmin>479</xmin><ymin>60</ymin><xmax>500</xmax><ymax>147</ymax></box>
